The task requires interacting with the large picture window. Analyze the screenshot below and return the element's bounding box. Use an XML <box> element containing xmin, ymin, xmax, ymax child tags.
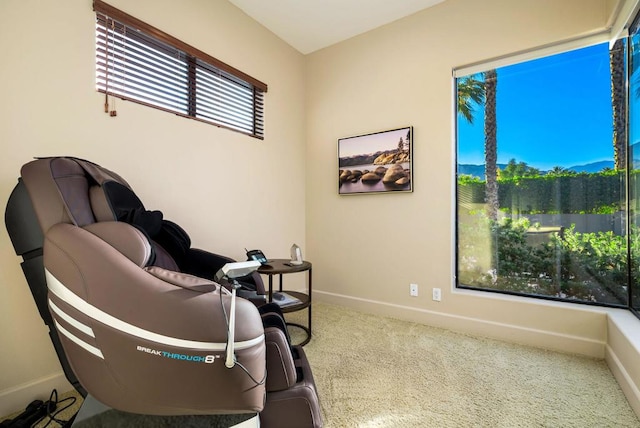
<box><xmin>455</xmin><ymin>41</ymin><xmax>633</xmax><ymax>308</ymax></box>
<box><xmin>94</xmin><ymin>0</ymin><xmax>267</xmax><ymax>139</ymax></box>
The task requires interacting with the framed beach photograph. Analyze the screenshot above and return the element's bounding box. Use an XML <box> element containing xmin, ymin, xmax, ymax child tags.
<box><xmin>338</xmin><ymin>126</ymin><xmax>413</xmax><ymax>195</ymax></box>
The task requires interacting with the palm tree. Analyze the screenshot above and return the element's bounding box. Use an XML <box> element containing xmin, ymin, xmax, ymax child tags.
<box><xmin>457</xmin><ymin>75</ymin><xmax>485</xmax><ymax>124</ymax></box>
<box><xmin>484</xmin><ymin>69</ymin><xmax>499</xmax><ymax>221</ymax></box>
<box><xmin>547</xmin><ymin>166</ymin><xmax>567</xmax><ymax>176</ymax></box>
<box><xmin>610</xmin><ymin>39</ymin><xmax>627</xmax><ymax>170</ymax></box>
<box><xmin>456</xmin><ymin>71</ymin><xmax>498</xmax><ymax>220</ymax></box>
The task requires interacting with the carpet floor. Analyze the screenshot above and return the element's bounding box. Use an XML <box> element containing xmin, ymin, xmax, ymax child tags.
<box><xmin>4</xmin><ymin>303</ymin><xmax>639</xmax><ymax>427</ymax></box>
<box><xmin>287</xmin><ymin>302</ymin><xmax>640</xmax><ymax>428</ymax></box>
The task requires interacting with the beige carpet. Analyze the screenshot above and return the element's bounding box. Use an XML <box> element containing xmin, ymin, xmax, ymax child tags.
<box><xmin>287</xmin><ymin>303</ymin><xmax>640</xmax><ymax>428</ymax></box>
<box><xmin>4</xmin><ymin>303</ymin><xmax>639</xmax><ymax>427</ymax></box>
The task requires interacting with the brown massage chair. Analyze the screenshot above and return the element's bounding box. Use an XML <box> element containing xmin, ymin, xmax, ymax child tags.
<box><xmin>4</xmin><ymin>157</ymin><xmax>322</xmax><ymax>427</ymax></box>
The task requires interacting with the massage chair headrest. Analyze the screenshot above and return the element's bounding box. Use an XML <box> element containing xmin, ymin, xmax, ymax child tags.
<box><xmin>21</xmin><ymin>157</ymin><xmax>192</xmax><ymax>269</ymax></box>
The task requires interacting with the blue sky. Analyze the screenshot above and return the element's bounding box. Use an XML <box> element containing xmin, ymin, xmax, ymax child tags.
<box><xmin>339</xmin><ymin>127</ymin><xmax>411</xmax><ymax>158</ymax></box>
<box><xmin>457</xmin><ymin>42</ymin><xmax>615</xmax><ymax>170</ymax></box>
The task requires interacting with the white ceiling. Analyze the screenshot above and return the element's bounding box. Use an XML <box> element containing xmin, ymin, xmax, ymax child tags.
<box><xmin>228</xmin><ymin>0</ymin><xmax>446</xmax><ymax>54</ymax></box>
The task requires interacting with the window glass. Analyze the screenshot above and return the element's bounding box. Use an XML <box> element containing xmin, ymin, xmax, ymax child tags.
<box><xmin>456</xmin><ymin>42</ymin><xmax>629</xmax><ymax>306</ymax></box>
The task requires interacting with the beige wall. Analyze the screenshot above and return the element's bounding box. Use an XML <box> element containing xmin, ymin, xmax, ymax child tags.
<box><xmin>0</xmin><ymin>0</ymin><xmax>305</xmax><ymax>415</ymax></box>
<box><xmin>305</xmin><ymin>0</ymin><xmax>616</xmax><ymax>356</ymax></box>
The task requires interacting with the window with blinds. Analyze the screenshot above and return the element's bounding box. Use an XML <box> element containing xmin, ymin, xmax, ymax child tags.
<box><xmin>94</xmin><ymin>0</ymin><xmax>267</xmax><ymax>139</ymax></box>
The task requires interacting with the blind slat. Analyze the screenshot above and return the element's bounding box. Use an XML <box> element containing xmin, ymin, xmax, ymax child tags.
<box><xmin>95</xmin><ymin>2</ymin><xmax>265</xmax><ymax>139</ymax></box>
<box><xmin>97</xmin><ymin>48</ymin><xmax>188</xmax><ymax>89</ymax></box>
<box><xmin>196</xmin><ymin>74</ymin><xmax>253</xmax><ymax>104</ymax></box>
<box><xmin>94</xmin><ymin>0</ymin><xmax>266</xmax><ymax>93</ymax></box>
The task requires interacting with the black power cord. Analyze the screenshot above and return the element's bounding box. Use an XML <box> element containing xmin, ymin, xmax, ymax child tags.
<box><xmin>0</xmin><ymin>398</ymin><xmax>55</xmax><ymax>428</ymax></box>
<box><xmin>34</xmin><ymin>389</ymin><xmax>78</xmax><ymax>428</ymax></box>
<box><xmin>1</xmin><ymin>389</ymin><xmax>78</xmax><ymax>428</ymax></box>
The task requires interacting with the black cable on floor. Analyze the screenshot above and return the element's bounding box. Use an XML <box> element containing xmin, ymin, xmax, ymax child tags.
<box><xmin>32</xmin><ymin>389</ymin><xmax>78</xmax><ymax>428</ymax></box>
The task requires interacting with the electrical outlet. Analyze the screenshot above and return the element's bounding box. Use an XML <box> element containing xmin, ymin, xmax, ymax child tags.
<box><xmin>432</xmin><ymin>288</ymin><xmax>442</xmax><ymax>302</ymax></box>
<box><xmin>410</xmin><ymin>283</ymin><xmax>418</xmax><ymax>297</ymax></box>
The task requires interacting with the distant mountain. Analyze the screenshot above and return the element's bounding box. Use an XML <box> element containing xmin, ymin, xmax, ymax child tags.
<box><xmin>566</xmin><ymin>160</ymin><xmax>614</xmax><ymax>173</ymax></box>
<box><xmin>457</xmin><ymin>164</ymin><xmax>507</xmax><ymax>178</ymax></box>
<box><xmin>457</xmin><ymin>160</ymin><xmax>615</xmax><ymax>178</ymax></box>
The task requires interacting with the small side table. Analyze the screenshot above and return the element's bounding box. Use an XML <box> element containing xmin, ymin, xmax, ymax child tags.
<box><xmin>257</xmin><ymin>259</ymin><xmax>312</xmax><ymax>346</ymax></box>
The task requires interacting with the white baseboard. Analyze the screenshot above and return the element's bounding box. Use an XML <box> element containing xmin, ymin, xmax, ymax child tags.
<box><xmin>315</xmin><ymin>291</ymin><xmax>606</xmax><ymax>357</ymax></box>
<box><xmin>606</xmin><ymin>344</ymin><xmax>640</xmax><ymax>418</ymax></box>
<box><xmin>0</xmin><ymin>372</ymin><xmax>71</xmax><ymax>418</ymax></box>
<box><xmin>605</xmin><ymin>310</ymin><xmax>640</xmax><ymax>418</ymax></box>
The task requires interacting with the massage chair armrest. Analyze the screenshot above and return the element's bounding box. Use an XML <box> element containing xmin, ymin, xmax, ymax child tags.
<box><xmin>144</xmin><ymin>266</ymin><xmax>219</xmax><ymax>292</ymax></box>
<box><xmin>264</xmin><ymin>327</ymin><xmax>298</xmax><ymax>392</ymax></box>
<box><xmin>248</xmin><ymin>271</ymin><xmax>266</xmax><ymax>295</ymax></box>
<box><xmin>187</xmin><ymin>248</ymin><xmax>234</xmax><ymax>273</ymax></box>
<box><xmin>184</xmin><ymin>248</ymin><xmax>266</xmax><ymax>296</ymax></box>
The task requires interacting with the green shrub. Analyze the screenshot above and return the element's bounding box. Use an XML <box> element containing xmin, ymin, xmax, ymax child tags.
<box><xmin>550</xmin><ymin>226</ymin><xmax>628</xmax><ymax>303</ymax></box>
<box><xmin>458</xmin><ymin>170</ymin><xmax>624</xmax><ymax>214</ymax></box>
<box><xmin>458</xmin><ymin>214</ymin><xmax>630</xmax><ymax>305</ymax></box>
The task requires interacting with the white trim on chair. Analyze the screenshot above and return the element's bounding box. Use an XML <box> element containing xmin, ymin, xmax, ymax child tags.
<box><xmin>46</xmin><ymin>269</ymin><xmax>264</xmax><ymax>352</ymax></box>
<box><xmin>50</xmin><ymin>300</ymin><xmax>95</xmax><ymax>338</ymax></box>
<box><xmin>54</xmin><ymin>320</ymin><xmax>104</xmax><ymax>359</ymax></box>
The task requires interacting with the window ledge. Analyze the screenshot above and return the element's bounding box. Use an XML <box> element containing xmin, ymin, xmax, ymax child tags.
<box><xmin>607</xmin><ymin>308</ymin><xmax>640</xmax><ymax>352</ymax></box>
<box><xmin>604</xmin><ymin>308</ymin><xmax>640</xmax><ymax>418</ymax></box>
